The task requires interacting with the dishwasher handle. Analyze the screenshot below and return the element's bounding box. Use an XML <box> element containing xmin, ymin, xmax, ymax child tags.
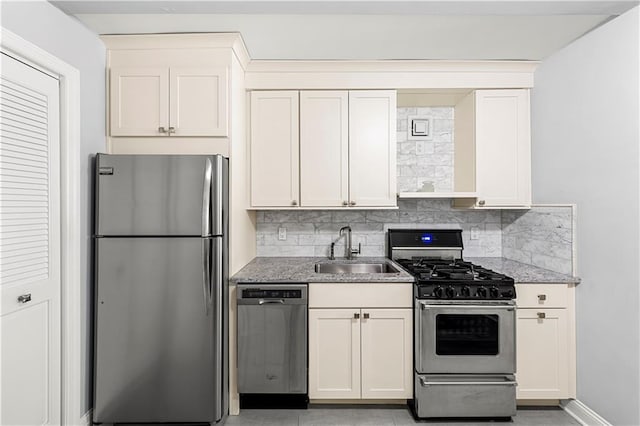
<box><xmin>258</xmin><ymin>299</ymin><xmax>285</xmax><ymax>305</ymax></box>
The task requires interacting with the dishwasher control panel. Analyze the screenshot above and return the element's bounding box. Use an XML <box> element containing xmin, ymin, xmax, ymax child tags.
<box><xmin>242</xmin><ymin>289</ymin><xmax>302</xmax><ymax>299</ymax></box>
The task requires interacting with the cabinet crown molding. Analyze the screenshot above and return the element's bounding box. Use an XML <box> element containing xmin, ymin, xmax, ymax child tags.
<box><xmin>246</xmin><ymin>60</ymin><xmax>539</xmax><ymax>90</ymax></box>
<box><xmin>101</xmin><ymin>32</ymin><xmax>251</xmax><ymax>69</ymax></box>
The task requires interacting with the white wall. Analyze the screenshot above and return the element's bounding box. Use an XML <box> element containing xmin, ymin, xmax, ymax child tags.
<box><xmin>531</xmin><ymin>7</ymin><xmax>639</xmax><ymax>425</ymax></box>
<box><xmin>1</xmin><ymin>0</ymin><xmax>106</xmax><ymax>417</ymax></box>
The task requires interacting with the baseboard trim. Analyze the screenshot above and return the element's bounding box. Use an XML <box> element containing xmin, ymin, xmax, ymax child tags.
<box><xmin>79</xmin><ymin>409</ymin><xmax>92</xmax><ymax>426</ymax></box>
<box><xmin>561</xmin><ymin>399</ymin><xmax>611</xmax><ymax>426</ymax></box>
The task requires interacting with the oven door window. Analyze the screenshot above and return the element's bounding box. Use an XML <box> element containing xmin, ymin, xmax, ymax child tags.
<box><xmin>435</xmin><ymin>314</ymin><xmax>499</xmax><ymax>355</ymax></box>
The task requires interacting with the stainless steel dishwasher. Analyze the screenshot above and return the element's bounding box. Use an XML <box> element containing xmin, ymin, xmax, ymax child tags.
<box><xmin>237</xmin><ymin>283</ymin><xmax>308</xmax><ymax>401</ymax></box>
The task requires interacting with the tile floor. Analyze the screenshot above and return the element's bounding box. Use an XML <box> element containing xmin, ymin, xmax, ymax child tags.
<box><xmin>225</xmin><ymin>406</ymin><xmax>581</xmax><ymax>425</ymax></box>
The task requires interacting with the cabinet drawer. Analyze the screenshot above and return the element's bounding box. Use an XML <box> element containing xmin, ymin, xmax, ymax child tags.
<box><xmin>309</xmin><ymin>283</ymin><xmax>413</xmax><ymax>308</ymax></box>
<box><xmin>516</xmin><ymin>284</ymin><xmax>567</xmax><ymax>308</ymax></box>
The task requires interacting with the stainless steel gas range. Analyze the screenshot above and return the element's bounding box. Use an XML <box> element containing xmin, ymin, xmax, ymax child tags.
<box><xmin>388</xmin><ymin>229</ymin><xmax>517</xmax><ymax>420</ymax></box>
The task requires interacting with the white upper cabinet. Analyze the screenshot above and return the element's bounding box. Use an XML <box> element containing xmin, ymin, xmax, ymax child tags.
<box><xmin>169</xmin><ymin>67</ymin><xmax>228</xmax><ymax>137</ymax></box>
<box><xmin>110</xmin><ymin>67</ymin><xmax>169</xmax><ymax>137</ymax></box>
<box><xmin>349</xmin><ymin>91</ymin><xmax>397</xmax><ymax>207</ymax></box>
<box><xmin>110</xmin><ymin>65</ymin><xmax>228</xmax><ymax>137</ymax></box>
<box><xmin>250</xmin><ymin>91</ymin><xmax>300</xmax><ymax>208</ymax></box>
<box><xmin>250</xmin><ymin>89</ymin><xmax>397</xmax><ymax>209</ymax></box>
<box><xmin>300</xmin><ymin>91</ymin><xmax>349</xmax><ymax>207</ymax></box>
<box><xmin>474</xmin><ymin>89</ymin><xmax>531</xmax><ymax>208</ymax></box>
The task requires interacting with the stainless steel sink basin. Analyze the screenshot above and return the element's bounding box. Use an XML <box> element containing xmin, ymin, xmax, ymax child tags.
<box><xmin>314</xmin><ymin>262</ymin><xmax>400</xmax><ymax>274</ymax></box>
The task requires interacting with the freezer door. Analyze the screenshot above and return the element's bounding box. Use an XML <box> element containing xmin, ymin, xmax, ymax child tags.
<box><xmin>94</xmin><ymin>237</ymin><xmax>222</xmax><ymax>423</ymax></box>
<box><xmin>95</xmin><ymin>154</ymin><xmax>226</xmax><ymax>236</ymax></box>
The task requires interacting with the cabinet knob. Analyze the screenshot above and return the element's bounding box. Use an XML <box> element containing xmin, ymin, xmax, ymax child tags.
<box><xmin>291</xmin><ymin>200</ymin><xmax>298</xmax><ymax>206</ymax></box>
<box><xmin>342</xmin><ymin>201</ymin><xmax>348</xmax><ymax>206</ymax></box>
<box><xmin>167</xmin><ymin>126</ymin><xmax>176</xmax><ymax>134</ymax></box>
<box><xmin>363</xmin><ymin>312</ymin><xmax>370</xmax><ymax>319</ymax></box>
<box><xmin>349</xmin><ymin>201</ymin><xmax>356</xmax><ymax>206</ymax></box>
<box><xmin>478</xmin><ymin>200</ymin><xmax>486</xmax><ymax>206</ymax></box>
<box><xmin>538</xmin><ymin>294</ymin><xmax>547</xmax><ymax>301</ymax></box>
<box><xmin>537</xmin><ymin>312</ymin><xmax>546</xmax><ymax>319</ymax></box>
<box><xmin>158</xmin><ymin>126</ymin><xmax>168</xmax><ymax>134</ymax></box>
<box><xmin>353</xmin><ymin>312</ymin><xmax>360</xmax><ymax>319</ymax></box>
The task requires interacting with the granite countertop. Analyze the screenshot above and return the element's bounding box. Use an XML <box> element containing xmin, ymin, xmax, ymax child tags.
<box><xmin>231</xmin><ymin>256</ymin><xmax>580</xmax><ymax>285</ymax></box>
<box><xmin>466</xmin><ymin>257</ymin><xmax>580</xmax><ymax>284</ymax></box>
<box><xmin>230</xmin><ymin>257</ymin><xmax>414</xmax><ymax>284</ymax></box>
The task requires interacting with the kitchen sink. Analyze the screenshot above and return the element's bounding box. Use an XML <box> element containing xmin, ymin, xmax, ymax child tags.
<box><xmin>314</xmin><ymin>262</ymin><xmax>400</xmax><ymax>274</ymax></box>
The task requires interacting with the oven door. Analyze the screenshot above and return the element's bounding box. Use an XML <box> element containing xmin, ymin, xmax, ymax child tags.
<box><xmin>415</xmin><ymin>300</ymin><xmax>516</xmax><ymax>374</ymax></box>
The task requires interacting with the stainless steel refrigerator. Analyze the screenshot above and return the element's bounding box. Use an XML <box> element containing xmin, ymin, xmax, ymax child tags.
<box><xmin>93</xmin><ymin>154</ymin><xmax>228</xmax><ymax>424</ymax></box>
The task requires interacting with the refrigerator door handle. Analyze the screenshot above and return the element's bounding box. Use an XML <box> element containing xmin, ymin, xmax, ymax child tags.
<box><xmin>203</xmin><ymin>238</ymin><xmax>211</xmax><ymax>315</ymax></box>
<box><xmin>212</xmin><ymin>236</ymin><xmax>223</xmax><ymax>416</ymax></box>
<box><xmin>202</xmin><ymin>157</ymin><xmax>213</xmax><ymax>237</ymax></box>
<box><xmin>212</xmin><ymin>155</ymin><xmax>224</xmax><ymax>236</ymax></box>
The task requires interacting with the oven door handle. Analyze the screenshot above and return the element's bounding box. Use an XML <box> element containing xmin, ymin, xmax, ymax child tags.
<box><xmin>419</xmin><ymin>377</ymin><xmax>517</xmax><ymax>387</ymax></box>
<box><xmin>420</xmin><ymin>302</ymin><xmax>514</xmax><ymax>311</ymax></box>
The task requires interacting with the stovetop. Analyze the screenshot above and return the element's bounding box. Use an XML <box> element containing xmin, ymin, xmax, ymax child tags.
<box><xmin>395</xmin><ymin>257</ymin><xmax>516</xmax><ymax>300</ymax></box>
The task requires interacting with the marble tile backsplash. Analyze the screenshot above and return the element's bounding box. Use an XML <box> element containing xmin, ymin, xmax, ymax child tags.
<box><xmin>501</xmin><ymin>206</ymin><xmax>574</xmax><ymax>275</ymax></box>
<box><xmin>256</xmin><ymin>199</ymin><xmax>502</xmax><ymax>258</ymax></box>
<box><xmin>397</xmin><ymin>107</ymin><xmax>454</xmax><ymax>193</ymax></box>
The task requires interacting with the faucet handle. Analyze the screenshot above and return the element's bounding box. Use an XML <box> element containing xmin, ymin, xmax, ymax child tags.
<box><xmin>351</xmin><ymin>242</ymin><xmax>362</xmax><ymax>256</ymax></box>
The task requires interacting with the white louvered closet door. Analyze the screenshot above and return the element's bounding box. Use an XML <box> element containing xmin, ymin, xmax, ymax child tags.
<box><xmin>0</xmin><ymin>52</ymin><xmax>61</xmax><ymax>425</ymax></box>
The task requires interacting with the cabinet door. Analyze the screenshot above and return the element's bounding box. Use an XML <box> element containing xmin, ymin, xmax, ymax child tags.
<box><xmin>309</xmin><ymin>309</ymin><xmax>361</xmax><ymax>399</ymax></box>
<box><xmin>300</xmin><ymin>91</ymin><xmax>349</xmax><ymax>207</ymax></box>
<box><xmin>360</xmin><ymin>309</ymin><xmax>413</xmax><ymax>399</ymax></box>
<box><xmin>516</xmin><ymin>309</ymin><xmax>569</xmax><ymax>399</ymax></box>
<box><xmin>170</xmin><ymin>67</ymin><xmax>228</xmax><ymax>137</ymax></box>
<box><xmin>475</xmin><ymin>89</ymin><xmax>531</xmax><ymax>207</ymax></box>
<box><xmin>348</xmin><ymin>91</ymin><xmax>397</xmax><ymax>207</ymax></box>
<box><xmin>110</xmin><ymin>67</ymin><xmax>169</xmax><ymax>137</ymax></box>
<box><xmin>250</xmin><ymin>91</ymin><xmax>299</xmax><ymax>207</ymax></box>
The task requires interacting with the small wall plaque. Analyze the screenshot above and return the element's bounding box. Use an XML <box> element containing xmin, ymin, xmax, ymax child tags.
<box><xmin>407</xmin><ymin>115</ymin><xmax>433</xmax><ymax>141</ymax></box>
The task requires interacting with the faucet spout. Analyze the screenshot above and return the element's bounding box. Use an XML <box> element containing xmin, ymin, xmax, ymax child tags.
<box><xmin>339</xmin><ymin>226</ymin><xmax>360</xmax><ymax>260</ymax></box>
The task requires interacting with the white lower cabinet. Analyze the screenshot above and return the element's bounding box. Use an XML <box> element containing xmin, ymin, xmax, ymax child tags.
<box><xmin>309</xmin><ymin>308</ymin><xmax>412</xmax><ymax>400</ymax></box>
<box><xmin>515</xmin><ymin>284</ymin><xmax>576</xmax><ymax>400</ymax></box>
<box><xmin>360</xmin><ymin>309</ymin><xmax>413</xmax><ymax>399</ymax></box>
<box><xmin>308</xmin><ymin>309</ymin><xmax>361</xmax><ymax>399</ymax></box>
<box><xmin>307</xmin><ymin>282</ymin><xmax>413</xmax><ymax>400</ymax></box>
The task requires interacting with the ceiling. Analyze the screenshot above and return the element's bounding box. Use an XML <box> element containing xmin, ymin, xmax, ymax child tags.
<box><xmin>50</xmin><ymin>1</ymin><xmax>639</xmax><ymax>61</ymax></box>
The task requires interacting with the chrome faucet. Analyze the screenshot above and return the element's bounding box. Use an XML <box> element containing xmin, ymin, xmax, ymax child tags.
<box><xmin>339</xmin><ymin>226</ymin><xmax>361</xmax><ymax>260</ymax></box>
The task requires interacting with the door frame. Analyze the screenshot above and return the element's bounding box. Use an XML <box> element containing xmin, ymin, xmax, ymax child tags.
<box><xmin>1</xmin><ymin>28</ymin><xmax>85</xmax><ymax>424</ymax></box>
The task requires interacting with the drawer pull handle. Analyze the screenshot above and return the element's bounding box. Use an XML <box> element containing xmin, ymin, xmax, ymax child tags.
<box><xmin>419</xmin><ymin>377</ymin><xmax>517</xmax><ymax>387</ymax></box>
<box><xmin>537</xmin><ymin>312</ymin><xmax>546</xmax><ymax>319</ymax></box>
<box><xmin>353</xmin><ymin>312</ymin><xmax>360</xmax><ymax>319</ymax></box>
<box><xmin>363</xmin><ymin>313</ymin><xmax>370</xmax><ymax>319</ymax></box>
<box><xmin>17</xmin><ymin>293</ymin><xmax>32</xmax><ymax>304</ymax></box>
<box><xmin>538</xmin><ymin>294</ymin><xmax>547</xmax><ymax>301</ymax></box>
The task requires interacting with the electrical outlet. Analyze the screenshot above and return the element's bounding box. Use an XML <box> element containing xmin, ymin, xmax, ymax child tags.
<box><xmin>470</xmin><ymin>226</ymin><xmax>480</xmax><ymax>240</ymax></box>
<box><xmin>278</xmin><ymin>227</ymin><xmax>287</xmax><ymax>241</ymax></box>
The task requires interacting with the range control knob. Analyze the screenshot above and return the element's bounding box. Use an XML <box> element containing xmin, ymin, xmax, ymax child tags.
<box><xmin>433</xmin><ymin>286</ymin><xmax>444</xmax><ymax>299</ymax></box>
<box><xmin>445</xmin><ymin>286</ymin><xmax>457</xmax><ymax>299</ymax></box>
<box><xmin>489</xmin><ymin>287</ymin><xmax>500</xmax><ymax>299</ymax></box>
<box><xmin>501</xmin><ymin>288</ymin><xmax>515</xmax><ymax>299</ymax></box>
<box><xmin>476</xmin><ymin>286</ymin><xmax>488</xmax><ymax>298</ymax></box>
<box><xmin>460</xmin><ymin>286</ymin><xmax>471</xmax><ymax>298</ymax></box>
